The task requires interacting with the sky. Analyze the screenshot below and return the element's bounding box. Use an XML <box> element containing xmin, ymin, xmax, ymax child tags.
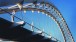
<box><xmin>49</xmin><ymin>0</ymin><xmax>76</xmax><ymax>42</ymax></box>
<box><xmin>0</xmin><ymin>0</ymin><xmax>76</xmax><ymax>42</ymax></box>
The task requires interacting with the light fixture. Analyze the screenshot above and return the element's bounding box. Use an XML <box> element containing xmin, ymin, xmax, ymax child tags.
<box><xmin>24</xmin><ymin>10</ymin><xmax>26</xmax><ymax>13</ymax></box>
<box><xmin>46</xmin><ymin>14</ymin><xmax>48</xmax><ymax>16</ymax></box>
<box><xmin>48</xmin><ymin>15</ymin><xmax>51</xmax><ymax>17</ymax></box>
<box><xmin>42</xmin><ymin>12</ymin><xmax>44</xmax><ymax>14</ymax></box>
<box><xmin>38</xmin><ymin>11</ymin><xmax>40</xmax><ymax>13</ymax></box>
<box><xmin>32</xmin><ymin>10</ymin><xmax>34</xmax><ymax>13</ymax></box>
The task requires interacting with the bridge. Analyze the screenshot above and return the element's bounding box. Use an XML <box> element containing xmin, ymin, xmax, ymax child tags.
<box><xmin>0</xmin><ymin>0</ymin><xmax>74</xmax><ymax>42</ymax></box>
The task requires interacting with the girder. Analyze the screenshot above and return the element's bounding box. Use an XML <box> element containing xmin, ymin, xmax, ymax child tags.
<box><xmin>0</xmin><ymin>2</ymin><xmax>74</xmax><ymax>42</ymax></box>
<box><xmin>0</xmin><ymin>0</ymin><xmax>48</xmax><ymax>7</ymax></box>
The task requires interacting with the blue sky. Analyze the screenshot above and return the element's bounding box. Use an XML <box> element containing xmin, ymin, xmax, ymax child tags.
<box><xmin>0</xmin><ymin>0</ymin><xmax>76</xmax><ymax>42</ymax></box>
<box><xmin>49</xmin><ymin>0</ymin><xmax>76</xmax><ymax>42</ymax></box>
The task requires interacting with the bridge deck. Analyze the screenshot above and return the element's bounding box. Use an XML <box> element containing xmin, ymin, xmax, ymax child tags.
<box><xmin>0</xmin><ymin>17</ymin><xmax>57</xmax><ymax>42</ymax></box>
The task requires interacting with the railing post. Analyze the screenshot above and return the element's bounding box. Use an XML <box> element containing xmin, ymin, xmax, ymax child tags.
<box><xmin>31</xmin><ymin>22</ymin><xmax>34</xmax><ymax>31</ymax></box>
<box><xmin>11</xmin><ymin>10</ymin><xmax>15</xmax><ymax>22</ymax></box>
<box><xmin>42</xmin><ymin>29</ymin><xmax>44</xmax><ymax>36</ymax></box>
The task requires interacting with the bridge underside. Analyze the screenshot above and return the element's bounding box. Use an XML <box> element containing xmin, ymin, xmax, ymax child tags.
<box><xmin>0</xmin><ymin>17</ymin><xmax>57</xmax><ymax>42</ymax></box>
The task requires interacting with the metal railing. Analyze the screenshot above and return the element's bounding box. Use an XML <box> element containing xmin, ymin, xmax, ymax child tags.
<box><xmin>0</xmin><ymin>8</ymin><xmax>60</xmax><ymax>42</ymax></box>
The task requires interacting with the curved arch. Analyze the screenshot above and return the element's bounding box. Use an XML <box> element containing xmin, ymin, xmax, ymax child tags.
<box><xmin>0</xmin><ymin>2</ymin><xmax>74</xmax><ymax>42</ymax></box>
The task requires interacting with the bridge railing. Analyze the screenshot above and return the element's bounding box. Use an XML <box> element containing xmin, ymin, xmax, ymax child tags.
<box><xmin>0</xmin><ymin>6</ymin><xmax>60</xmax><ymax>42</ymax></box>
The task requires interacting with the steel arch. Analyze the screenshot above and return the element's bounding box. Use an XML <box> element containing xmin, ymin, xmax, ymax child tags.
<box><xmin>0</xmin><ymin>2</ymin><xmax>74</xmax><ymax>42</ymax></box>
